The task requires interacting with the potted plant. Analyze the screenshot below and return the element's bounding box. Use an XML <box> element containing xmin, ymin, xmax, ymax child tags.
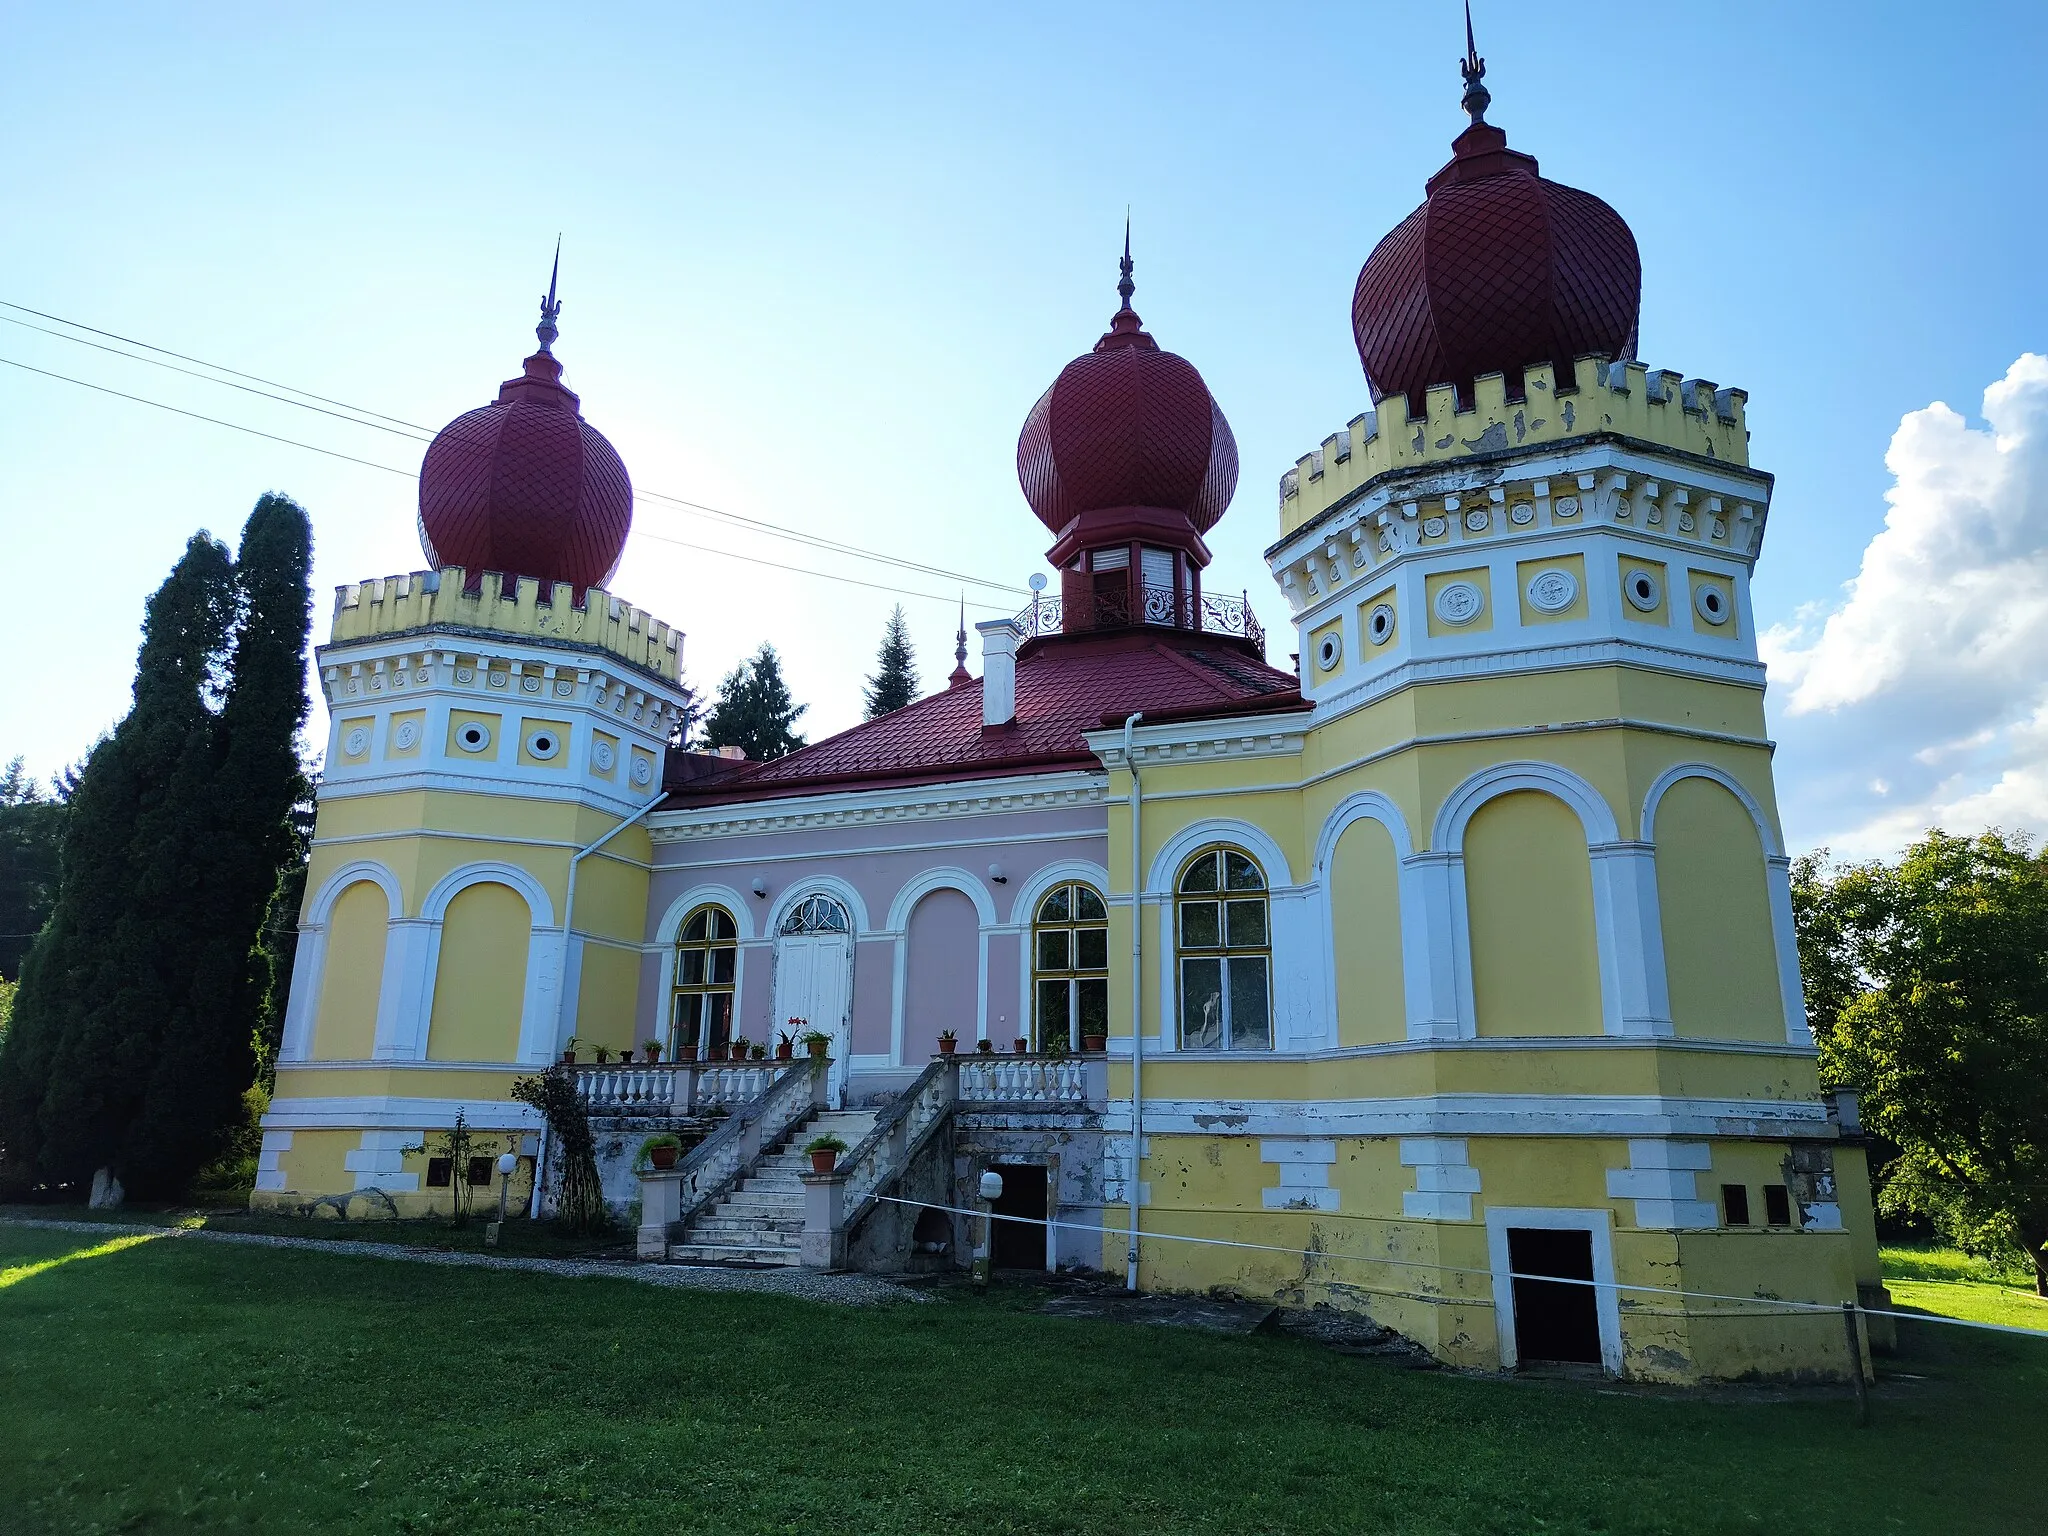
<box><xmin>594</xmin><ymin>1044</ymin><xmax>613</xmax><ymax>1065</ymax></box>
<box><xmin>775</xmin><ymin>1030</ymin><xmax>794</xmax><ymax>1062</ymax></box>
<box><xmin>749</xmin><ymin>1042</ymin><xmax>767</xmax><ymax>1061</ymax></box>
<box><xmin>729</xmin><ymin>1035</ymin><xmax>750</xmax><ymax>1063</ymax></box>
<box><xmin>937</xmin><ymin>1029</ymin><xmax>958</xmax><ymax>1056</ymax></box>
<box><xmin>804</xmin><ymin>1133</ymin><xmax>848</xmax><ymax>1174</ymax></box>
<box><xmin>674</xmin><ymin>1041</ymin><xmax>698</xmax><ymax>1064</ymax></box>
<box><xmin>619</xmin><ymin>1048</ymin><xmax>635</xmax><ymax>1064</ymax></box>
<box><xmin>1042</xmin><ymin>1034</ymin><xmax>1068</xmax><ymax>1060</ymax></box>
<box><xmin>1081</xmin><ymin>1029</ymin><xmax>1107</xmax><ymax>1053</ymax></box>
<box><xmin>643</xmin><ymin>1039</ymin><xmax>663</xmax><ymax>1064</ymax></box>
<box><xmin>799</xmin><ymin>1027</ymin><xmax>832</xmax><ymax>1061</ymax></box>
<box><xmin>975</xmin><ymin>1037</ymin><xmax>995</xmax><ymax>1055</ymax></box>
<box><xmin>638</xmin><ymin>1133</ymin><xmax>683</xmax><ymax>1172</ymax></box>
<box><xmin>1013</xmin><ymin>1037</ymin><xmax>1029</xmax><ymax>1055</ymax></box>
<box><xmin>560</xmin><ymin>1037</ymin><xmax>579</xmax><ymax>1064</ymax></box>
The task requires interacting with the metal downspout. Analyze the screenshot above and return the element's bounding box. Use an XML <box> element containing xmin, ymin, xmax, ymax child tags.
<box><xmin>530</xmin><ymin>787</ymin><xmax>669</xmax><ymax>1218</ymax></box>
<box><xmin>1122</xmin><ymin>713</ymin><xmax>1144</xmax><ymax>1291</ymax></box>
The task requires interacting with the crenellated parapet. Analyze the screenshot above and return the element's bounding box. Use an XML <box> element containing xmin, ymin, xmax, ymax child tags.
<box><xmin>330</xmin><ymin>567</ymin><xmax>681</xmax><ymax>685</ymax></box>
<box><xmin>1277</xmin><ymin>357</ymin><xmax>1750</xmax><ymax>538</ymax></box>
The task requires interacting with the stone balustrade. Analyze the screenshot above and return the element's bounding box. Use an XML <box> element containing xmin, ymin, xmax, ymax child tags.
<box><xmin>576</xmin><ymin>1061</ymin><xmax>782</xmax><ymax>1115</ymax></box>
<box><xmin>956</xmin><ymin>1055</ymin><xmax>1089</xmax><ymax>1105</ymax></box>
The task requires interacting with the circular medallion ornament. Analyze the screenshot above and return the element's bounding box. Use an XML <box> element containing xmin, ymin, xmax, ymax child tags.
<box><xmin>393</xmin><ymin>721</ymin><xmax>421</xmax><ymax>751</ymax></box>
<box><xmin>1554</xmin><ymin>496</ymin><xmax>1579</xmax><ymax>519</ymax></box>
<box><xmin>344</xmin><ymin>727</ymin><xmax>370</xmax><ymax>757</ymax></box>
<box><xmin>1677</xmin><ymin>511</ymin><xmax>1696</xmax><ymax>533</ymax></box>
<box><xmin>1315</xmin><ymin>632</ymin><xmax>1343</xmax><ymax>672</ymax></box>
<box><xmin>631</xmin><ymin>757</ymin><xmax>654</xmax><ymax>787</ymax></box>
<box><xmin>591</xmin><ymin>740</ymin><xmax>616</xmax><ymax>772</ymax></box>
<box><xmin>555</xmin><ymin>679</ymin><xmax>574</xmax><ymax>697</ymax></box>
<box><xmin>1525</xmin><ymin>569</ymin><xmax>1579</xmax><ymax>614</ymax></box>
<box><xmin>1693</xmin><ymin>583</ymin><xmax>1731</xmax><ymax>626</ymax></box>
<box><xmin>521</xmin><ymin>675</ymin><xmax>542</xmax><ymax>694</ymax></box>
<box><xmin>456</xmin><ymin>721</ymin><xmax>492</xmax><ymax>754</ymax></box>
<box><xmin>456</xmin><ymin>667</ymin><xmax>475</xmax><ymax>684</ymax></box>
<box><xmin>415</xmin><ymin>668</ymin><xmax>430</xmax><ymax>684</ymax></box>
<box><xmin>1433</xmin><ymin>581</ymin><xmax>1485</xmax><ymax>627</ymax></box>
<box><xmin>1624</xmin><ymin>570</ymin><xmax>1662</xmax><ymax>612</ymax></box>
<box><xmin>1422</xmin><ymin>516</ymin><xmax>1448</xmax><ymax>538</ymax></box>
<box><xmin>1463</xmin><ymin>509</ymin><xmax>1491</xmax><ymax>534</ymax></box>
<box><xmin>1509</xmin><ymin>503</ymin><xmax>1535</xmax><ymax>526</ymax></box>
<box><xmin>487</xmin><ymin>672</ymin><xmax>508</xmax><ymax>690</ymax></box>
<box><xmin>1367</xmin><ymin>603</ymin><xmax>1396</xmax><ymax>645</ymax></box>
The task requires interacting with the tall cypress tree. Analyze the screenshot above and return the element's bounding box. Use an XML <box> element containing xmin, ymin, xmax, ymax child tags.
<box><xmin>0</xmin><ymin>495</ymin><xmax>313</xmax><ymax>1197</ymax></box>
<box><xmin>0</xmin><ymin>533</ymin><xmax>236</xmax><ymax>1186</ymax></box>
<box><xmin>701</xmin><ymin>644</ymin><xmax>808</xmax><ymax>762</ymax></box>
<box><xmin>862</xmin><ymin>605</ymin><xmax>919</xmax><ymax>719</ymax></box>
<box><xmin>130</xmin><ymin>494</ymin><xmax>312</xmax><ymax>1188</ymax></box>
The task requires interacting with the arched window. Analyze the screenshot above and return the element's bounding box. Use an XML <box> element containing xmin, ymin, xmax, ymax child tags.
<box><xmin>671</xmin><ymin>906</ymin><xmax>738</xmax><ymax>1058</ymax></box>
<box><xmin>780</xmin><ymin>895</ymin><xmax>850</xmax><ymax>935</ymax></box>
<box><xmin>1033</xmin><ymin>883</ymin><xmax>1108</xmax><ymax>1049</ymax></box>
<box><xmin>1176</xmin><ymin>847</ymin><xmax>1271</xmax><ymax>1051</ymax></box>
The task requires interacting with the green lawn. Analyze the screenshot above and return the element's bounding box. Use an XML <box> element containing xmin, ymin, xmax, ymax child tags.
<box><xmin>1881</xmin><ymin>1244</ymin><xmax>2048</xmax><ymax>1333</ymax></box>
<box><xmin>1</xmin><ymin>1227</ymin><xmax>2042</xmax><ymax>1536</ymax></box>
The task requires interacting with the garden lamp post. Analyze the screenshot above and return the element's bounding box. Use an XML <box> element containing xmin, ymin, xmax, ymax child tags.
<box><xmin>486</xmin><ymin>1151</ymin><xmax>518</xmax><ymax>1246</ymax></box>
<box><xmin>974</xmin><ymin>1169</ymin><xmax>1003</xmax><ymax>1286</ymax></box>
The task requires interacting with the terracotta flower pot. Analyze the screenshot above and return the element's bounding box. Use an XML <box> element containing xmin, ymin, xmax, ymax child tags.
<box><xmin>561</xmin><ymin>1048</ymin><xmax>576</xmax><ymax>1064</ymax></box>
<box><xmin>1081</xmin><ymin>1034</ymin><xmax>1107</xmax><ymax>1053</ymax></box>
<box><xmin>776</xmin><ymin>1044</ymin><xmax>793</xmax><ymax>1061</ymax></box>
<box><xmin>809</xmin><ymin>1149</ymin><xmax>838</xmax><ymax>1174</ymax></box>
<box><xmin>938</xmin><ymin>1039</ymin><xmax>956</xmax><ymax>1055</ymax></box>
<box><xmin>807</xmin><ymin>1042</ymin><xmax>829</xmax><ymax>1060</ymax></box>
<box><xmin>1013</xmin><ymin>1039</ymin><xmax>1029</xmax><ymax>1054</ymax></box>
<box><xmin>676</xmin><ymin>1046</ymin><xmax>697</xmax><ymax>1064</ymax></box>
<box><xmin>645</xmin><ymin>1047</ymin><xmax>662</xmax><ymax>1064</ymax></box>
<box><xmin>650</xmin><ymin>1144</ymin><xmax>679</xmax><ymax>1171</ymax></box>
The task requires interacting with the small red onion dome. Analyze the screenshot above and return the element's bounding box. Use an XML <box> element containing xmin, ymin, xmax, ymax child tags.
<box><xmin>417</xmin><ymin>259</ymin><xmax>632</xmax><ymax>591</ymax></box>
<box><xmin>1351</xmin><ymin>35</ymin><xmax>1640</xmax><ymax>411</ymax></box>
<box><xmin>1017</xmin><ymin>241</ymin><xmax>1238</xmax><ymax>538</ymax></box>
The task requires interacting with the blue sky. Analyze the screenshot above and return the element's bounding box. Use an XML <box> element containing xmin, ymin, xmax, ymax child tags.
<box><xmin>4</xmin><ymin>3</ymin><xmax>2045</xmax><ymax>855</ymax></box>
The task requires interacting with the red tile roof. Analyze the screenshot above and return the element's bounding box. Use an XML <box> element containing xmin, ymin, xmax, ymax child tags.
<box><xmin>668</xmin><ymin>629</ymin><xmax>1302</xmax><ymax>804</ymax></box>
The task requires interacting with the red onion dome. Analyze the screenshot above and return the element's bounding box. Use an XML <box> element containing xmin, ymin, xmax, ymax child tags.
<box><xmin>1017</xmin><ymin>248</ymin><xmax>1237</xmax><ymax>538</ymax></box>
<box><xmin>1351</xmin><ymin>42</ymin><xmax>1640</xmax><ymax>411</ymax></box>
<box><xmin>417</xmin><ymin>267</ymin><xmax>632</xmax><ymax>591</ymax></box>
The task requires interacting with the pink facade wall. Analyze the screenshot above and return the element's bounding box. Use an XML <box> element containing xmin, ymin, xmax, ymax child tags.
<box><xmin>638</xmin><ymin>791</ymin><xmax>1108</xmax><ymax>1096</ymax></box>
<box><xmin>903</xmin><ymin>888</ymin><xmax>979</xmax><ymax>1058</ymax></box>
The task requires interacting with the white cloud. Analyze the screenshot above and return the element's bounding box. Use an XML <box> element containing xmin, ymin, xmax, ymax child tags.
<box><xmin>1767</xmin><ymin>354</ymin><xmax>2048</xmax><ymax>857</ymax></box>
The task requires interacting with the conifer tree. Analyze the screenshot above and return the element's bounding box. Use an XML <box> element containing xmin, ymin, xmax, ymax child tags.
<box><xmin>0</xmin><ymin>532</ymin><xmax>236</xmax><ymax>1187</ymax></box>
<box><xmin>0</xmin><ymin>495</ymin><xmax>314</xmax><ymax>1198</ymax></box>
<box><xmin>701</xmin><ymin>644</ymin><xmax>808</xmax><ymax>762</ymax></box>
<box><xmin>0</xmin><ymin>757</ymin><xmax>66</xmax><ymax>982</ymax></box>
<box><xmin>862</xmin><ymin>604</ymin><xmax>920</xmax><ymax>719</ymax></box>
<box><xmin>129</xmin><ymin>494</ymin><xmax>312</xmax><ymax>1186</ymax></box>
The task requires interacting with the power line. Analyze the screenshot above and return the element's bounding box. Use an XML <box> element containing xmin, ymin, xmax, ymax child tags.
<box><xmin>0</xmin><ymin>299</ymin><xmax>434</xmax><ymax>431</ymax></box>
<box><xmin>2</xmin><ymin>299</ymin><xmax>1030</xmax><ymax>597</ymax></box>
<box><xmin>0</xmin><ymin>355</ymin><xmax>420</xmax><ymax>477</ymax></box>
<box><xmin>0</xmin><ymin>353</ymin><xmax>1018</xmax><ymax>613</ymax></box>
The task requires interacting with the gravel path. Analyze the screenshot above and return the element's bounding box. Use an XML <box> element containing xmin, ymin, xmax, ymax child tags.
<box><xmin>0</xmin><ymin>1217</ymin><xmax>925</xmax><ymax>1305</ymax></box>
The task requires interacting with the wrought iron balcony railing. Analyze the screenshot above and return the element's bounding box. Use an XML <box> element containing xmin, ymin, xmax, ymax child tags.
<box><xmin>1015</xmin><ymin>583</ymin><xmax>1265</xmax><ymax>653</ymax></box>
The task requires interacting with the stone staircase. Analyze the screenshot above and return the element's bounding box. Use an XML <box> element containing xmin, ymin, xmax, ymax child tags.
<box><xmin>665</xmin><ymin>1108</ymin><xmax>877</xmax><ymax>1266</ymax></box>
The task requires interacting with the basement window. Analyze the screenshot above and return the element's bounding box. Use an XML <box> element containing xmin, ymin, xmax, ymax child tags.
<box><xmin>467</xmin><ymin>1157</ymin><xmax>496</xmax><ymax>1187</ymax></box>
<box><xmin>426</xmin><ymin>1158</ymin><xmax>453</xmax><ymax>1188</ymax></box>
<box><xmin>1721</xmin><ymin>1184</ymin><xmax>1751</xmax><ymax>1226</ymax></box>
<box><xmin>1763</xmin><ymin>1184</ymin><xmax>1795</xmax><ymax>1227</ymax></box>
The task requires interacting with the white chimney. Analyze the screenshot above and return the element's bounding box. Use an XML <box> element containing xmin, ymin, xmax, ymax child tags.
<box><xmin>977</xmin><ymin>618</ymin><xmax>1019</xmax><ymax>728</ymax></box>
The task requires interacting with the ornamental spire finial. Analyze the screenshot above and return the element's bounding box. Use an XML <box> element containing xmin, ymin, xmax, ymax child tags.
<box><xmin>949</xmin><ymin>595</ymin><xmax>972</xmax><ymax>687</ymax></box>
<box><xmin>536</xmin><ymin>235</ymin><xmax>563</xmax><ymax>354</ymax></box>
<box><xmin>1117</xmin><ymin>210</ymin><xmax>1135</xmax><ymax>313</ymax></box>
<box><xmin>1459</xmin><ymin>1</ymin><xmax>1490</xmax><ymax>126</ymax></box>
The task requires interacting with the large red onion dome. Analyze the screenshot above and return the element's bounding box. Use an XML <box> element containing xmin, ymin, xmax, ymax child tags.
<box><xmin>1017</xmin><ymin>243</ymin><xmax>1238</xmax><ymax>538</ymax></box>
<box><xmin>418</xmin><ymin>260</ymin><xmax>632</xmax><ymax>591</ymax></box>
<box><xmin>1351</xmin><ymin>37</ymin><xmax>1640</xmax><ymax>411</ymax></box>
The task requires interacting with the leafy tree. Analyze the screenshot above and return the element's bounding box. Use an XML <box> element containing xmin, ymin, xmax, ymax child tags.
<box><xmin>512</xmin><ymin>1065</ymin><xmax>606</xmax><ymax>1234</ymax></box>
<box><xmin>862</xmin><ymin>604</ymin><xmax>920</xmax><ymax>719</ymax></box>
<box><xmin>1794</xmin><ymin>830</ymin><xmax>2048</xmax><ymax>1293</ymax></box>
<box><xmin>701</xmin><ymin>644</ymin><xmax>807</xmax><ymax>762</ymax></box>
<box><xmin>0</xmin><ymin>756</ymin><xmax>66</xmax><ymax>982</ymax></box>
<box><xmin>0</xmin><ymin>495</ymin><xmax>314</xmax><ymax>1199</ymax></box>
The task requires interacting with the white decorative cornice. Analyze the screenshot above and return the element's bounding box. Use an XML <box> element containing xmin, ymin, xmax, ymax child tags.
<box><xmin>1086</xmin><ymin>712</ymin><xmax>1314</xmax><ymax>769</ymax></box>
<box><xmin>648</xmin><ymin>769</ymin><xmax>1108</xmax><ymax>843</ymax></box>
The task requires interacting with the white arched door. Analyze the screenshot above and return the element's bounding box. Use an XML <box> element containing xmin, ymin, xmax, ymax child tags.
<box><xmin>774</xmin><ymin>896</ymin><xmax>853</xmax><ymax>1107</ymax></box>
